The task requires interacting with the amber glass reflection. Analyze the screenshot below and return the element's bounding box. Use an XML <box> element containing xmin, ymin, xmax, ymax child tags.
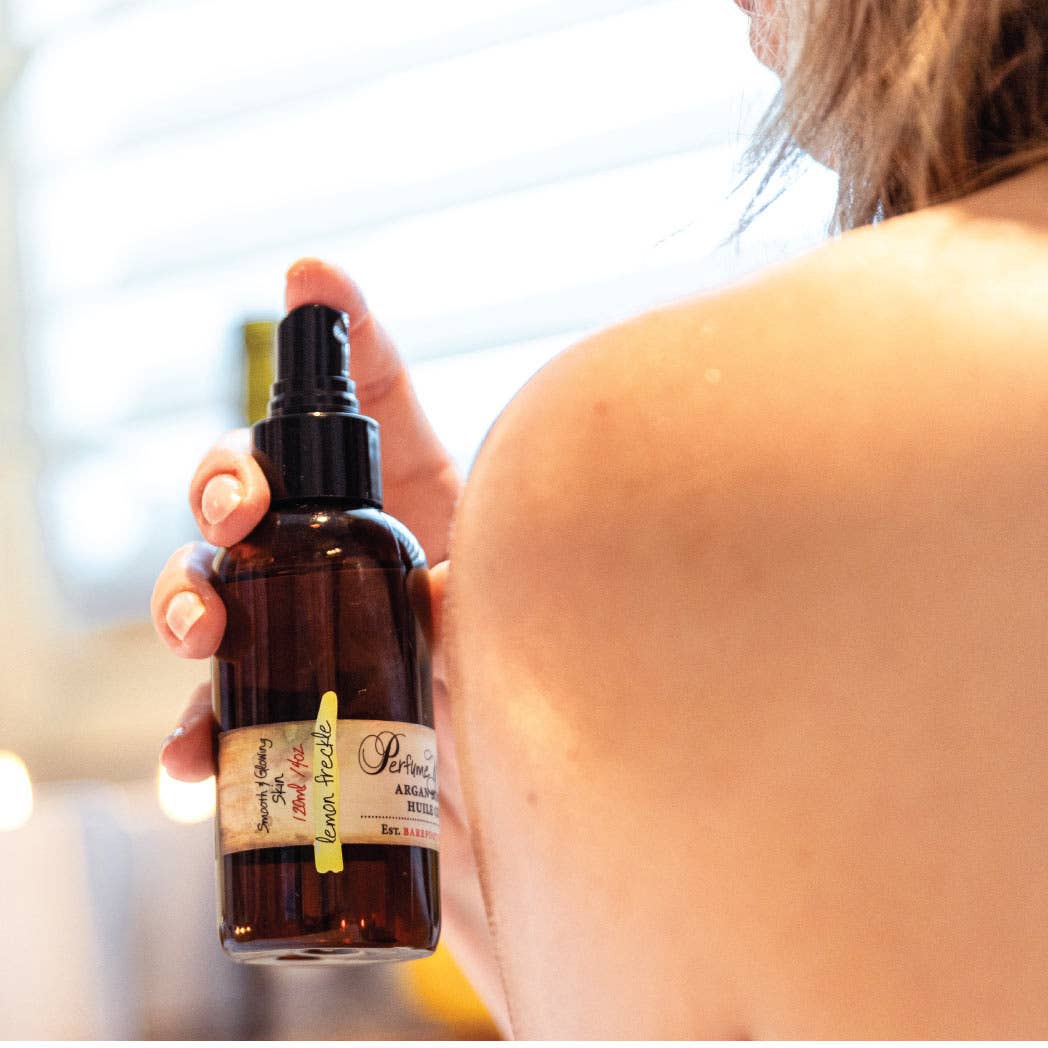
<box><xmin>212</xmin><ymin>502</ymin><xmax>439</xmax><ymax>963</ymax></box>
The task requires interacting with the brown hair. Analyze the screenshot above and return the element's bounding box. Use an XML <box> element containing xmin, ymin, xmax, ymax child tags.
<box><xmin>739</xmin><ymin>0</ymin><xmax>1048</xmax><ymax>233</ymax></box>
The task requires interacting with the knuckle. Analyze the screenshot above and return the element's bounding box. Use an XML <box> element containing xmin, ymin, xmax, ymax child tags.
<box><xmin>173</xmin><ymin>541</ymin><xmax>199</xmax><ymax>562</ymax></box>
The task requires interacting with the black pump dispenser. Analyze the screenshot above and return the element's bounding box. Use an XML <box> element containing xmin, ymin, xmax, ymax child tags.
<box><xmin>252</xmin><ymin>304</ymin><xmax>382</xmax><ymax>508</ymax></box>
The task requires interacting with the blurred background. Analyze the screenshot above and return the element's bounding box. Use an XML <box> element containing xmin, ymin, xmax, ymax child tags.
<box><xmin>0</xmin><ymin>0</ymin><xmax>836</xmax><ymax>1039</ymax></box>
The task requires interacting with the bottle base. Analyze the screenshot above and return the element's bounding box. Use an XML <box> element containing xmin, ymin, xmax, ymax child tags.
<box><xmin>224</xmin><ymin>941</ymin><xmax>436</xmax><ymax>965</ymax></box>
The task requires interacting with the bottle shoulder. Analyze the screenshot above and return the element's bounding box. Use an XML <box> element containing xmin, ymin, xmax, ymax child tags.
<box><xmin>212</xmin><ymin>504</ymin><xmax>425</xmax><ymax>580</ymax></box>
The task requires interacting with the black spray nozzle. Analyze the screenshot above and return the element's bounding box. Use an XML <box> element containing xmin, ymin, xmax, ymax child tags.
<box><xmin>252</xmin><ymin>302</ymin><xmax>382</xmax><ymax>508</ymax></box>
<box><xmin>268</xmin><ymin>304</ymin><xmax>360</xmax><ymax>417</ymax></box>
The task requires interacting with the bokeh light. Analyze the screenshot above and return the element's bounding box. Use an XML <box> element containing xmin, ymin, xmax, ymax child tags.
<box><xmin>0</xmin><ymin>751</ymin><xmax>34</xmax><ymax>831</ymax></box>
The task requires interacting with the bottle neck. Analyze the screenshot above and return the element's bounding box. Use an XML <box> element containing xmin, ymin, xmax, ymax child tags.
<box><xmin>252</xmin><ymin>411</ymin><xmax>383</xmax><ymax>509</ymax></box>
<box><xmin>267</xmin><ymin>496</ymin><xmax>379</xmax><ymax>512</ymax></box>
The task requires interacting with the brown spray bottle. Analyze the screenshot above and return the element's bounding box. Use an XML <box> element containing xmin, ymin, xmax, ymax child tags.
<box><xmin>211</xmin><ymin>303</ymin><xmax>440</xmax><ymax>963</ymax></box>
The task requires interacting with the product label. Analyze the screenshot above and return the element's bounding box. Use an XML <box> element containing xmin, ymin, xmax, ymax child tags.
<box><xmin>217</xmin><ymin>696</ymin><xmax>439</xmax><ymax>868</ymax></box>
<box><xmin>312</xmin><ymin>691</ymin><xmax>342</xmax><ymax>873</ymax></box>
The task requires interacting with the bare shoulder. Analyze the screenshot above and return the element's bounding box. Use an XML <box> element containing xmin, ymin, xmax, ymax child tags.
<box><xmin>447</xmin><ymin>202</ymin><xmax>1048</xmax><ymax>1038</ymax></box>
<box><xmin>461</xmin><ymin>198</ymin><xmax>1048</xmax><ymax>583</ymax></box>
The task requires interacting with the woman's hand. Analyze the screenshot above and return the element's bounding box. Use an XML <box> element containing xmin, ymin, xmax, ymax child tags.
<box><xmin>148</xmin><ymin>258</ymin><xmax>507</xmax><ymax>1030</ymax></box>
<box><xmin>151</xmin><ymin>256</ymin><xmax>462</xmax><ymax>768</ymax></box>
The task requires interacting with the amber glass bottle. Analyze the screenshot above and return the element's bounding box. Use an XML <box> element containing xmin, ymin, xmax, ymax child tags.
<box><xmin>212</xmin><ymin>304</ymin><xmax>439</xmax><ymax>963</ymax></box>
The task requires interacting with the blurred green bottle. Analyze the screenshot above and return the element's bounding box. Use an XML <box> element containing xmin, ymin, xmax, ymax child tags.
<box><xmin>240</xmin><ymin>319</ymin><xmax>277</xmax><ymax>426</ymax></box>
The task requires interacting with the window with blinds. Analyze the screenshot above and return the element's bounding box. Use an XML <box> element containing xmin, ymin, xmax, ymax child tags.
<box><xmin>6</xmin><ymin>0</ymin><xmax>836</xmax><ymax>621</ymax></box>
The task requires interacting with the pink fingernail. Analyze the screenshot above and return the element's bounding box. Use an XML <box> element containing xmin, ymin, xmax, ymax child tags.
<box><xmin>159</xmin><ymin>725</ymin><xmax>186</xmax><ymax>761</ymax></box>
<box><xmin>201</xmin><ymin>473</ymin><xmax>243</xmax><ymax>526</ymax></box>
<box><xmin>166</xmin><ymin>591</ymin><xmax>205</xmax><ymax>642</ymax></box>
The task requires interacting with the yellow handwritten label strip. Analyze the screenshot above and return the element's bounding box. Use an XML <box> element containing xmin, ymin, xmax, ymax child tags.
<box><xmin>312</xmin><ymin>691</ymin><xmax>342</xmax><ymax>873</ymax></box>
<box><xmin>216</xmin><ymin>717</ymin><xmax>439</xmax><ymax>858</ymax></box>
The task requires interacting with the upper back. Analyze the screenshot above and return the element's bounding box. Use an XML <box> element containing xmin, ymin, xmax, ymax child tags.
<box><xmin>446</xmin><ymin>165</ymin><xmax>1048</xmax><ymax>1039</ymax></box>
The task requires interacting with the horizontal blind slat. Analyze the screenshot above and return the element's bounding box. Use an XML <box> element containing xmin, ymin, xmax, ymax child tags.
<box><xmin>18</xmin><ymin>2</ymin><xmax>766</xmax><ymax>305</ymax></box>
<box><xmin>13</xmin><ymin>0</ymin><xmax>705</xmax><ymax>167</ymax></box>
<box><xmin>38</xmin><ymin>333</ymin><xmax>576</xmax><ymax>613</ymax></box>
<box><xmin>28</xmin><ymin>147</ymin><xmax>834</xmax><ymax>439</ymax></box>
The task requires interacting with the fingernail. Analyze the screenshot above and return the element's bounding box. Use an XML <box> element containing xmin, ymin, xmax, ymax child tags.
<box><xmin>166</xmin><ymin>591</ymin><xmax>206</xmax><ymax>642</ymax></box>
<box><xmin>201</xmin><ymin>473</ymin><xmax>243</xmax><ymax>526</ymax></box>
<box><xmin>159</xmin><ymin>725</ymin><xmax>186</xmax><ymax>761</ymax></box>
